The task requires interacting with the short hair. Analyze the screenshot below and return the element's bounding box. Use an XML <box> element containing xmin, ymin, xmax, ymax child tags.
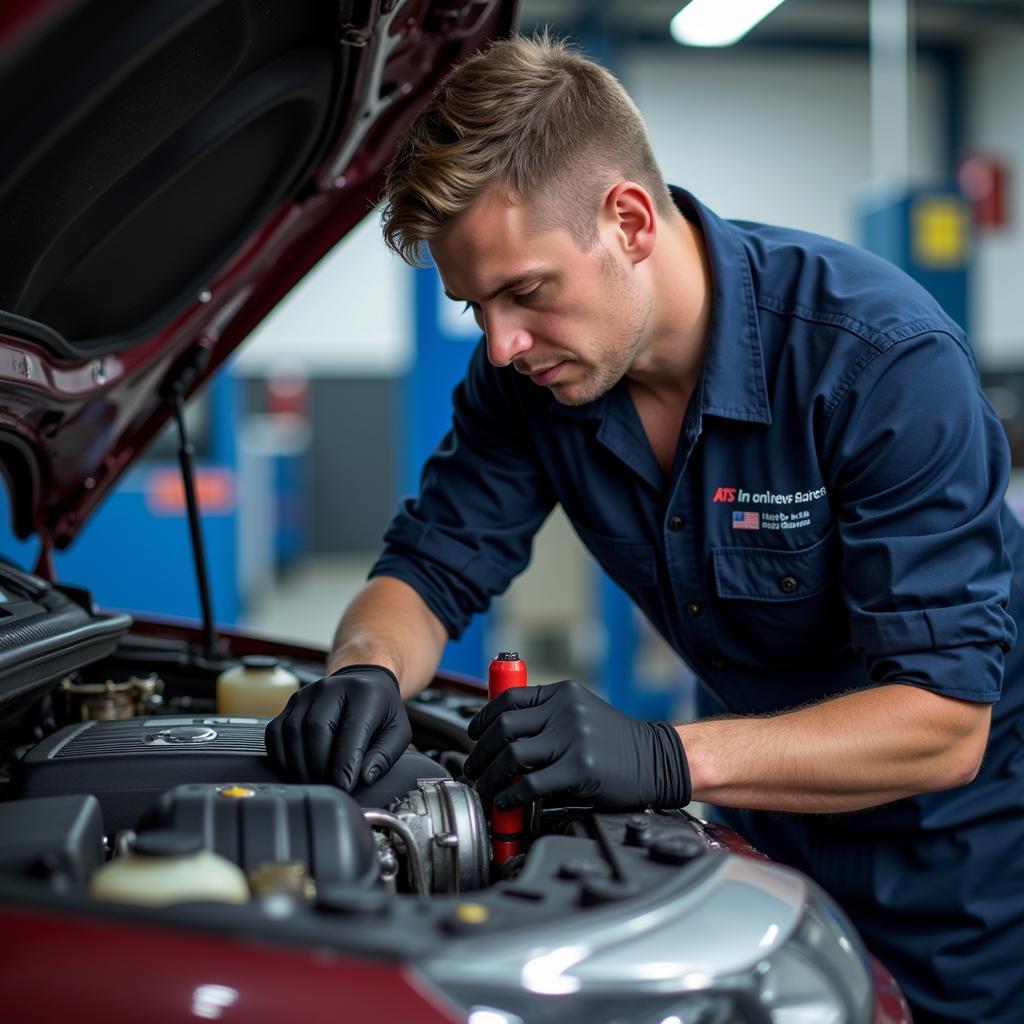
<box><xmin>380</xmin><ymin>32</ymin><xmax>674</xmax><ymax>266</ymax></box>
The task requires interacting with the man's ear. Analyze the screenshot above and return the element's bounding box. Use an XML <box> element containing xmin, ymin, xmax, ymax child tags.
<box><xmin>600</xmin><ymin>181</ymin><xmax>657</xmax><ymax>266</ymax></box>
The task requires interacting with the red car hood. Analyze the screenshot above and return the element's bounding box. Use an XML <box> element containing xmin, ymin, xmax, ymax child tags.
<box><xmin>0</xmin><ymin>0</ymin><xmax>519</xmax><ymax>560</ymax></box>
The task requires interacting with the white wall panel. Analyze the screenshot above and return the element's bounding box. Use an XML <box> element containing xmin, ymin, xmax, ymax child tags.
<box><xmin>233</xmin><ymin>45</ymin><xmax>969</xmax><ymax>374</ymax></box>
<box><xmin>234</xmin><ymin>212</ymin><xmax>412</xmax><ymax>376</ymax></box>
<box><xmin>624</xmin><ymin>47</ymin><xmax>945</xmax><ymax>243</ymax></box>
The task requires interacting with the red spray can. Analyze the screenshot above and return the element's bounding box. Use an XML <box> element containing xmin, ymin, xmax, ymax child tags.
<box><xmin>487</xmin><ymin>651</ymin><xmax>527</xmax><ymax>866</ymax></box>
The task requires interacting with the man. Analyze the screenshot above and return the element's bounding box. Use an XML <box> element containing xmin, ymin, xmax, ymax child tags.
<box><xmin>265</xmin><ymin>34</ymin><xmax>1024</xmax><ymax>1023</ymax></box>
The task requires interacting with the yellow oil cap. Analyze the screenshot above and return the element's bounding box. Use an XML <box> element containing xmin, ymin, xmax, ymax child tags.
<box><xmin>218</xmin><ymin>785</ymin><xmax>256</xmax><ymax>799</ymax></box>
<box><xmin>455</xmin><ymin>902</ymin><xmax>490</xmax><ymax>924</ymax></box>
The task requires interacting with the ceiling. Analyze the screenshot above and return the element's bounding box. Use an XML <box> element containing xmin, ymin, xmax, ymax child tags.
<box><xmin>518</xmin><ymin>0</ymin><xmax>1024</xmax><ymax>50</ymax></box>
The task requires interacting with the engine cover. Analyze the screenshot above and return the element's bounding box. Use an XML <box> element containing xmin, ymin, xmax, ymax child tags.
<box><xmin>17</xmin><ymin>715</ymin><xmax>449</xmax><ymax>833</ymax></box>
<box><xmin>140</xmin><ymin>783</ymin><xmax>379</xmax><ymax>889</ymax></box>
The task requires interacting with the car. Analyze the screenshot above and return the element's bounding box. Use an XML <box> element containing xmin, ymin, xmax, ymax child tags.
<box><xmin>0</xmin><ymin>2</ymin><xmax>912</xmax><ymax>1021</ymax></box>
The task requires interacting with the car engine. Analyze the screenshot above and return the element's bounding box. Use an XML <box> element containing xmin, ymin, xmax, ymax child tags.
<box><xmin>0</xmin><ymin>559</ymin><xmax>882</xmax><ymax>1023</ymax></box>
<box><xmin>12</xmin><ymin>711</ymin><xmax>490</xmax><ymax>898</ymax></box>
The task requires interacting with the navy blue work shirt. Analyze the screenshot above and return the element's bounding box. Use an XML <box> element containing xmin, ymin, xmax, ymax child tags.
<box><xmin>372</xmin><ymin>189</ymin><xmax>1024</xmax><ymax>1022</ymax></box>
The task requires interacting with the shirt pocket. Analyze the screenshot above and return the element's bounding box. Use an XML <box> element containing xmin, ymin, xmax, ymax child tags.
<box><xmin>711</xmin><ymin>528</ymin><xmax>848</xmax><ymax>665</ymax></box>
<box><xmin>572</xmin><ymin>521</ymin><xmax>658</xmax><ymax>590</ymax></box>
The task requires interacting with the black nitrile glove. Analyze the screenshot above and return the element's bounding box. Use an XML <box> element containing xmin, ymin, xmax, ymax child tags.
<box><xmin>264</xmin><ymin>664</ymin><xmax>411</xmax><ymax>790</ymax></box>
<box><xmin>463</xmin><ymin>679</ymin><xmax>690</xmax><ymax>810</ymax></box>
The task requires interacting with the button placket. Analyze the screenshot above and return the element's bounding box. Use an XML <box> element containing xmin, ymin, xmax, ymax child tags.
<box><xmin>664</xmin><ymin>480</ymin><xmax>708</xmax><ymax>664</ymax></box>
<box><xmin>664</xmin><ymin>430</ymin><xmax>725</xmax><ymax>676</ymax></box>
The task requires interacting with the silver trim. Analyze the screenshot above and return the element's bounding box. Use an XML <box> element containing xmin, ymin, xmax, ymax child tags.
<box><xmin>422</xmin><ymin>855</ymin><xmax>811</xmax><ymax>995</ymax></box>
<box><xmin>142</xmin><ymin>726</ymin><xmax>218</xmax><ymax>745</ymax></box>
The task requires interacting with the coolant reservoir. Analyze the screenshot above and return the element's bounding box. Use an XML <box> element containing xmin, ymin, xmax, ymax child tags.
<box><xmin>216</xmin><ymin>655</ymin><xmax>300</xmax><ymax>716</ymax></box>
<box><xmin>89</xmin><ymin>830</ymin><xmax>249</xmax><ymax>905</ymax></box>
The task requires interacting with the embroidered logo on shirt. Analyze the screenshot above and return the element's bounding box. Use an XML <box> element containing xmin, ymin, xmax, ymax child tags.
<box><xmin>727</xmin><ymin>486</ymin><xmax>827</xmax><ymax>505</ymax></box>
<box><xmin>732</xmin><ymin>511</ymin><xmax>760</xmax><ymax>530</ymax></box>
<box><xmin>723</xmin><ymin>485</ymin><xmax>827</xmax><ymax>531</ymax></box>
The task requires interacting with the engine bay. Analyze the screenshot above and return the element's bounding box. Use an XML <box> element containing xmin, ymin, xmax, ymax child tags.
<box><xmin>0</xmin><ymin>561</ymin><xmax>882</xmax><ymax>1024</ymax></box>
<box><xmin>0</xmin><ymin>557</ymin><xmax>723</xmax><ymax>920</ymax></box>
<box><xmin>1</xmin><ymin>649</ymin><xmax>723</xmax><ymax>917</ymax></box>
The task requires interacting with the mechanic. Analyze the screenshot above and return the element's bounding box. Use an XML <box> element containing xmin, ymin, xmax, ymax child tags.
<box><xmin>265</xmin><ymin>34</ymin><xmax>1024</xmax><ymax>1023</ymax></box>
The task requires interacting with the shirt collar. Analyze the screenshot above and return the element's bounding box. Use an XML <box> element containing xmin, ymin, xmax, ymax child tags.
<box><xmin>672</xmin><ymin>187</ymin><xmax>772</xmax><ymax>426</ymax></box>
<box><xmin>550</xmin><ymin>188</ymin><xmax>771</xmax><ymax>427</ymax></box>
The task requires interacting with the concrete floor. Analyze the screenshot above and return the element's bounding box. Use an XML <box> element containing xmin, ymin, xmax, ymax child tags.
<box><xmin>240</xmin><ymin>553</ymin><xmax>376</xmax><ymax>653</ymax></box>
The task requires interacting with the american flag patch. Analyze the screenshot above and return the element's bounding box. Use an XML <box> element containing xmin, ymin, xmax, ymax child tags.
<box><xmin>732</xmin><ymin>511</ymin><xmax>760</xmax><ymax>530</ymax></box>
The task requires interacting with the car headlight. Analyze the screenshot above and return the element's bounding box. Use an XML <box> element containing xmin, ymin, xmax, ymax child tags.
<box><xmin>416</xmin><ymin>852</ymin><xmax>875</xmax><ymax>1024</ymax></box>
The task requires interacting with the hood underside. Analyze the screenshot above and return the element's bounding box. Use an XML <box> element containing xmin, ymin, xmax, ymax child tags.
<box><xmin>0</xmin><ymin>0</ymin><xmax>518</xmax><ymax>561</ymax></box>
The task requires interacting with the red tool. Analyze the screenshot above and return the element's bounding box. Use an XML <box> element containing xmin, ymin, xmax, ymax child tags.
<box><xmin>487</xmin><ymin>651</ymin><xmax>527</xmax><ymax>866</ymax></box>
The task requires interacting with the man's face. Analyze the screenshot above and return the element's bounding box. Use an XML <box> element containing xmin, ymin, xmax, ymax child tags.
<box><xmin>428</xmin><ymin>187</ymin><xmax>652</xmax><ymax>406</ymax></box>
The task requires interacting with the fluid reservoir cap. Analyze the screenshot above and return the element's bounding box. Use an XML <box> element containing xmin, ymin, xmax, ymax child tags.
<box><xmin>440</xmin><ymin>901</ymin><xmax>495</xmax><ymax>934</ymax></box>
<box><xmin>133</xmin><ymin>830</ymin><xmax>204</xmax><ymax>858</ymax></box>
<box><xmin>240</xmin><ymin>655</ymin><xmax>280</xmax><ymax>670</ymax></box>
<box><xmin>455</xmin><ymin>902</ymin><xmax>489</xmax><ymax>924</ymax></box>
<box><xmin>218</xmin><ymin>785</ymin><xmax>256</xmax><ymax>799</ymax></box>
<box><xmin>624</xmin><ymin>819</ymin><xmax>653</xmax><ymax>848</ymax></box>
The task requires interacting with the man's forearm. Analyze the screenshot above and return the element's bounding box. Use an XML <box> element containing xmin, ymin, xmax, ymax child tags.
<box><xmin>326</xmin><ymin>576</ymin><xmax>449</xmax><ymax>698</ymax></box>
<box><xmin>679</xmin><ymin>683</ymin><xmax>992</xmax><ymax>814</ymax></box>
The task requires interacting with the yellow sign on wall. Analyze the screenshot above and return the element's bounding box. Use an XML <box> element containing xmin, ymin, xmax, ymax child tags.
<box><xmin>911</xmin><ymin>196</ymin><xmax>970</xmax><ymax>269</ymax></box>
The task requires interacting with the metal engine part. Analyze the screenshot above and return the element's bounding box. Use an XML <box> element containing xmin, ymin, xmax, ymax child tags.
<box><xmin>365</xmin><ymin>779</ymin><xmax>489</xmax><ymax>895</ymax></box>
<box><xmin>59</xmin><ymin>674</ymin><xmax>164</xmax><ymax>721</ymax></box>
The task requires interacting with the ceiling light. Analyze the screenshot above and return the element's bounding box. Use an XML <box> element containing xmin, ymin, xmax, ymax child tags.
<box><xmin>670</xmin><ymin>0</ymin><xmax>788</xmax><ymax>47</ymax></box>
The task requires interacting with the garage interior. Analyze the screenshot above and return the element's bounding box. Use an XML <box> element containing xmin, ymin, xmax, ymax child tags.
<box><xmin>238</xmin><ymin>0</ymin><xmax>1024</xmax><ymax>718</ymax></box>
<box><xmin>0</xmin><ymin>0</ymin><xmax>1016</xmax><ymax>712</ymax></box>
<box><xmin>1</xmin><ymin>0</ymin><xmax>1019</xmax><ymax>718</ymax></box>
<box><xmin>1</xmin><ymin>2</ymin><xmax>1023</xmax><ymax>1021</ymax></box>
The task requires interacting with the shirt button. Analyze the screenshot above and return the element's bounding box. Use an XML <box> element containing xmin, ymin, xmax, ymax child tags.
<box><xmin>779</xmin><ymin>576</ymin><xmax>799</xmax><ymax>594</ymax></box>
<box><xmin>685</xmin><ymin>601</ymin><xmax>702</xmax><ymax>617</ymax></box>
<box><xmin>668</xmin><ymin>515</ymin><xmax>684</xmax><ymax>532</ymax></box>
<box><xmin>710</xmin><ymin>658</ymin><xmax>726</xmax><ymax>670</ymax></box>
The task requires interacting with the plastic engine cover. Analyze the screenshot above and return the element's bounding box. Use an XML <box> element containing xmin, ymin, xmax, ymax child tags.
<box><xmin>139</xmin><ymin>783</ymin><xmax>378</xmax><ymax>888</ymax></box>
<box><xmin>17</xmin><ymin>715</ymin><xmax>450</xmax><ymax>833</ymax></box>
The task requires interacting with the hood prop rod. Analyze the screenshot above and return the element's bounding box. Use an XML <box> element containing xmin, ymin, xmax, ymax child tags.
<box><xmin>165</xmin><ymin>362</ymin><xmax>219</xmax><ymax>660</ymax></box>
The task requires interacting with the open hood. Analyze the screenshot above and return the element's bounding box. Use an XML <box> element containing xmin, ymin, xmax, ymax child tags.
<box><xmin>0</xmin><ymin>0</ymin><xmax>519</xmax><ymax>565</ymax></box>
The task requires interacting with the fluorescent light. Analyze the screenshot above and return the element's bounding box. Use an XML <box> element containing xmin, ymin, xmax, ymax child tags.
<box><xmin>670</xmin><ymin>0</ymin><xmax>788</xmax><ymax>47</ymax></box>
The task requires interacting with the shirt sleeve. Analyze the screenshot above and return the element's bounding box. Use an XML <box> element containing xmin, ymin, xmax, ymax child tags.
<box><xmin>369</xmin><ymin>340</ymin><xmax>556</xmax><ymax>639</ymax></box>
<box><xmin>824</xmin><ymin>329</ymin><xmax>1016</xmax><ymax>702</ymax></box>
